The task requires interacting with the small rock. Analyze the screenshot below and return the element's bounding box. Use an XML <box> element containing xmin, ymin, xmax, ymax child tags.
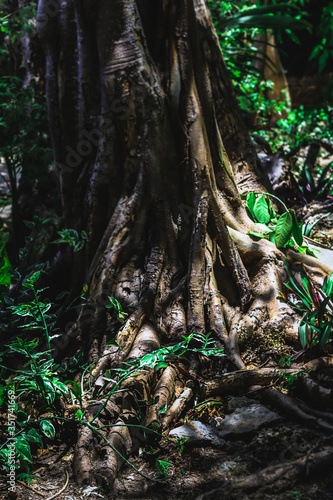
<box><xmin>169</xmin><ymin>420</ymin><xmax>226</xmax><ymax>447</ymax></box>
<box><xmin>216</xmin><ymin>404</ymin><xmax>280</xmax><ymax>437</ymax></box>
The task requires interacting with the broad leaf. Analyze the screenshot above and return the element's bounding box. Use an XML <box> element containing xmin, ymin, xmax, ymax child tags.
<box><xmin>15</xmin><ymin>437</ymin><xmax>33</xmax><ymax>463</ymax></box>
<box><xmin>40</xmin><ymin>419</ymin><xmax>55</xmax><ymax>439</ymax></box>
<box><xmin>253</xmin><ymin>195</ymin><xmax>271</xmax><ymax>224</ymax></box>
<box><xmin>25</xmin><ymin>429</ymin><xmax>43</xmax><ymax>448</ymax></box>
<box><xmin>275</xmin><ymin>211</ymin><xmax>293</xmax><ymax>247</ymax></box>
<box><xmin>158</xmin><ymin>404</ymin><xmax>167</xmax><ymax>414</ymax></box>
<box><xmin>246</xmin><ymin>192</ymin><xmax>256</xmax><ymax>219</ymax></box>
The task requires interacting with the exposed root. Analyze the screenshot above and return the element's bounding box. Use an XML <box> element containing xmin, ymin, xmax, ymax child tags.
<box><xmin>157</xmin><ymin>446</ymin><xmax>333</xmax><ymax>499</ymax></box>
<box><xmin>73</xmin><ymin>425</ymin><xmax>94</xmax><ymax>485</ymax></box>
<box><xmin>89</xmin><ymin>306</ymin><xmax>146</xmax><ymax>382</ymax></box>
<box><xmin>200</xmin><ymin>368</ymin><xmax>298</xmax><ymax>399</ymax></box>
<box><xmin>187</xmin><ymin>191</ymin><xmax>209</xmax><ymax>333</ymax></box>
<box><xmin>162</xmin><ymin>387</ymin><xmax>194</xmax><ymax>431</ymax></box>
<box><xmin>94</xmin><ymin>421</ymin><xmax>132</xmax><ymax>488</ymax></box>
<box><xmin>225</xmin><ymin>445</ymin><xmax>333</xmax><ymax>495</ymax></box>
<box><xmin>259</xmin><ymin>387</ymin><xmax>333</xmax><ymax>432</ymax></box>
<box><xmin>297</xmin><ymin>375</ymin><xmax>333</xmax><ymax>409</ymax></box>
<box><xmin>145</xmin><ymin>365</ymin><xmax>178</xmax><ymax>428</ymax></box>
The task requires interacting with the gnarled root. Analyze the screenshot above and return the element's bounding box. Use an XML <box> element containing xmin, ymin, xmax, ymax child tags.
<box><xmin>194</xmin><ymin>446</ymin><xmax>333</xmax><ymax>499</ymax></box>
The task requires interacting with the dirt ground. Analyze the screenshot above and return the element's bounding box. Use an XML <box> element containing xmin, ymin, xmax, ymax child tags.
<box><xmin>2</xmin><ymin>395</ymin><xmax>333</xmax><ymax>500</ymax></box>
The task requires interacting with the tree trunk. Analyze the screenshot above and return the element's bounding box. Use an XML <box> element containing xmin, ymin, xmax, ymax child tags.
<box><xmin>37</xmin><ymin>0</ymin><xmax>333</xmax><ymax>492</ymax></box>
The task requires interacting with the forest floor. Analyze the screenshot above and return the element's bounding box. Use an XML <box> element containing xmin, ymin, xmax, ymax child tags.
<box><xmin>2</xmin><ymin>149</ymin><xmax>333</xmax><ymax>500</ymax></box>
<box><xmin>5</xmin><ymin>390</ymin><xmax>333</xmax><ymax>500</ymax></box>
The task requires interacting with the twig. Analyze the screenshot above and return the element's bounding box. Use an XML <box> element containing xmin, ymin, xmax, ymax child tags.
<box><xmin>17</xmin><ymin>480</ymin><xmax>46</xmax><ymax>497</ymax></box>
<box><xmin>45</xmin><ymin>470</ymin><xmax>69</xmax><ymax>500</ymax></box>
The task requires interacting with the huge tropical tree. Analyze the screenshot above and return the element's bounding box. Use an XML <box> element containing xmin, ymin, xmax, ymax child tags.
<box><xmin>37</xmin><ymin>0</ymin><xmax>333</xmax><ymax>492</ymax></box>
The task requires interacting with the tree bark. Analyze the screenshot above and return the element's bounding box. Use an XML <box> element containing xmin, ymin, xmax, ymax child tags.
<box><xmin>37</xmin><ymin>0</ymin><xmax>333</xmax><ymax>492</ymax></box>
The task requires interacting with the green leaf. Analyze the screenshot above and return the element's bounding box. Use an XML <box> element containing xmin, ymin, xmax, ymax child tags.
<box><xmin>323</xmin><ymin>273</ymin><xmax>333</xmax><ymax>296</ymax></box>
<box><xmin>267</xmin><ymin>198</ymin><xmax>277</xmax><ymax>222</ymax></box>
<box><xmin>253</xmin><ymin>195</ymin><xmax>271</xmax><ymax>224</ymax></box>
<box><xmin>106</xmin><ymin>338</ymin><xmax>118</xmax><ymax>346</ymax></box>
<box><xmin>247</xmin><ymin>231</ymin><xmax>269</xmax><ymax>239</ymax></box>
<box><xmin>0</xmin><ymin>230</ymin><xmax>11</xmax><ymax>300</ymax></box>
<box><xmin>106</xmin><ymin>297</ymin><xmax>128</xmax><ymax>323</ymax></box>
<box><xmin>25</xmin><ymin>429</ymin><xmax>43</xmax><ymax>448</ymax></box>
<box><xmin>275</xmin><ymin>211</ymin><xmax>293</xmax><ymax>248</ymax></box>
<box><xmin>52</xmin><ymin>379</ymin><xmax>69</xmax><ymax>394</ymax></box>
<box><xmin>303</xmin><ymin>163</ymin><xmax>315</xmax><ymax>192</ymax></box>
<box><xmin>290</xmin><ymin>210</ymin><xmax>303</xmax><ymax>246</ymax></box>
<box><xmin>319</xmin><ymin>324</ymin><xmax>332</xmax><ymax>350</ymax></box>
<box><xmin>23</xmin><ymin>271</ymin><xmax>40</xmax><ymax>288</ymax></box>
<box><xmin>17</xmin><ymin>410</ymin><xmax>29</xmax><ymax>425</ymax></box>
<box><xmin>303</xmin><ymin>247</ymin><xmax>318</xmax><ymax>258</ymax></box>
<box><xmin>246</xmin><ymin>192</ymin><xmax>256</xmax><ymax>219</ymax></box>
<box><xmin>158</xmin><ymin>404</ymin><xmax>167</xmax><ymax>415</ymax></box>
<box><xmin>40</xmin><ymin>420</ymin><xmax>55</xmax><ymax>439</ymax></box>
<box><xmin>284</xmin><ymin>260</ymin><xmax>312</xmax><ymax>309</ymax></box>
<box><xmin>76</xmin><ymin>409</ymin><xmax>83</xmax><ymax>421</ymax></box>
<box><xmin>0</xmin><ymin>386</ymin><xmax>8</xmax><ymax>405</ymax></box>
<box><xmin>66</xmin><ymin>380</ymin><xmax>82</xmax><ymax>399</ymax></box>
<box><xmin>155</xmin><ymin>459</ymin><xmax>171</xmax><ymax>477</ymax></box>
<box><xmin>16</xmin><ymin>437</ymin><xmax>33</xmax><ymax>463</ymax></box>
<box><xmin>154</xmin><ymin>361</ymin><xmax>168</xmax><ymax>371</ymax></box>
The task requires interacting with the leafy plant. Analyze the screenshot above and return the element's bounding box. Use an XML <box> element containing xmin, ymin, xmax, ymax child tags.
<box><xmin>279</xmin><ymin>370</ymin><xmax>305</xmax><ymax>391</ymax></box>
<box><xmin>53</xmin><ymin>229</ymin><xmax>88</xmax><ymax>252</ymax></box>
<box><xmin>279</xmin><ymin>355</ymin><xmax>292</xmax><ymax>368</ymax></box>
<box><xmin>245</xmin><ymin>192</ymin><xmax>315</xmax><ymax>254</ymax></box>
<box><xmin>106</xmin><ymin>296</ymin><xmax>128</xmax><ymax>324</ymax></box>
<box><xmin>207</xmin><ymin>0</ymin><xmax>310</xmax><ymax>131</ymax></box>
<box><xmin>0</xmin><ymin>3</ymin><xmax>52</xmax><ymax>231</ymax></box>
<box><xmin>123</xmin><ymin>332</ymin><xmax>224</xmax><ymax>373</ymax></box>
<box><xmin>209</xmin><ymin>1</ymin><xmax>309</xmax><ymax>74</ymax></box>
<box><xmin>0</xmin><ymin>429</ymin><xmax>42</xmax><ymax>468</ymax></box>
<box><xmin>0</xmin><ymin>336</ymin><xmax>70</xmax><ymax>471</ymax></box>
<box><xmin>8</xmin><ymin>271</ymin><xmax>56</xmax><ymax>357</ymax></box>
<box><xmin>17</xmin><ymin>466</ymin><xmax>38</xmax><ymax>485</ymax></box>
<box><xmin>155</xmin><ymin>459</ymin><xmax>171</xmax><ymax>478</ymax></box>
<box><xmin>283</xmin><ymin>260</ymin><xmax>333</xmax><ymax>349</ymax></box>
<box><xmin>296</xmin><ymin>158</ymin><xmax>333</xmax><ymax>203</ymax></box>
<box><xmin>85</xmin><ymin>333</ymin><xmax>223</xmax><ymax>427</ymax></box>
<box><xmin>255</xmin><ymin>105</ymin><xmax>333</xmax><ymax>155</ymax></box>
<box><xmin>3</xmin><ymin>338</ymin><xmax>68</xmax><ymax>403</ymax></box>
<box><xmin>309</xmin><ymin>1</ymin><xmax>333</xmax><ymax>73</ymax></box>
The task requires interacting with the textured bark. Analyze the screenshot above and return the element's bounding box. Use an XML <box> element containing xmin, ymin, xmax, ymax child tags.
<box><xmin>37</xmin><ymin>0</ymin><xmax>333</xmax><ymax>492</ymax></box>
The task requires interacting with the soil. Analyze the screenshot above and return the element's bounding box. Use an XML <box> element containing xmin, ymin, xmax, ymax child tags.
<box><xmin>2</xmin><ymin>397</ymin><xmax>333</xmax><ymax>500</ymax></box>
